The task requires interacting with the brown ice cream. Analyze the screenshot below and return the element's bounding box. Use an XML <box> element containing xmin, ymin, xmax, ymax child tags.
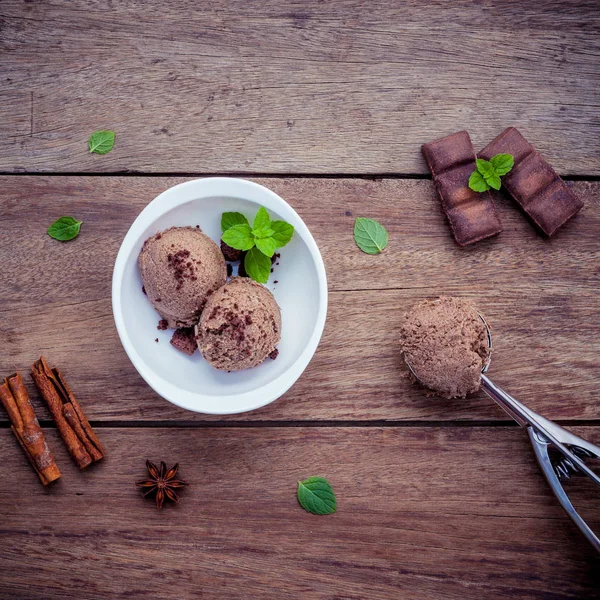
<box><xmin>196</xmin><ymin>277</ymin><xmax>281</xmax><ymax>371</ymax></box>
<box><xmin>138</xmin><ymin>227</ymin><xmax>227</xmax><ymax>328</ymax></box>
<box><xmin>400</xmin><ymin>297</ymin><xmax>490</xmax><ymax>399</ymax></box>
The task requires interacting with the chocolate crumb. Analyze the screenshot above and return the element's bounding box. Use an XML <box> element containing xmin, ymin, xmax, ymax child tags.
<box><xmin>142</xmin><ymin>286</ymin><xmax>147</xmax><ymax>295</ymax></box>
<box><xmin>157</xmin><ymin>319</ymin><xmax>168</xmax><ymax>330</ymax></box>
<box><xmin>221</xmin><ymin>240</ymin><xmax>242</xmax><ymax>262</ymax></box>
<box><xmin>155</xmin><ymin>298</ymin><xmax>161</xmax><ymax>302</ymax></box>
<box><xmin>196</xmin><ymin>225</ymin><xmax>200</xmax><ymax>228</ymax></box>
<box><xmin>156</xmin><ymin>233</ymin><xmax>162</xmax><ymax>240</ymax></box>
<box><xmin>170</xmin><ymin>327</ymin><xmax>197</xmax><ymax>356</ymax></box>
<box><xmin>155</xmin><ymin>338</ymin><xmax>159</xmax><ymax>342</ymax></box>
<box><xmin>274</xmin><ymin>280</ymin><xmax>278</xmax><ymax>284</ymax></box>
<box><xmin>268</xmin><ymin>349</ymin><xmax>279</xmax><ymax>360</ymax></box>
<box><xmin>245</xmin><ymin>315</ymin><xmax>253</xmax><ymax>325</ymax></box>
<box><xmin>270</xmin><ymin>268</ymin><xmax>274</xmax><ymax>273</ymax></box>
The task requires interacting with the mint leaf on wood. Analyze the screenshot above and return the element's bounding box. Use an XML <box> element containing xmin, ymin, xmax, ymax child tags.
<box><xmin>354</xmin><ymin>217</ymin><xmax>388</xmax><ymax>254</ymax></box>
<box><xmin>47</xmin><ymin>216</ymin><xmax>83</xmax><ymax>241</ymax></box>
<box><xmin>253</xmin><ymin>206</ymin><xmax>271</xmax><ymax>231</ymax></box>
<box><xmin>88</xmin><ymin>130</ymin><xmax>116</xmax><ymax>154</ymax></box>
<box><xmin>221</xmin><ymin>223</ymin><xmax>255</xmax><ymax>251</ymax></box>
<box><xmin>489</xmin><ymin>153</ymin><xmax>514</xmax><ymax>176</ymax></box>
<box><xmin>255</xmin><ymin>237</ymin><xmax>277</xmax><ymax>258</ymax></box>
<box><xmin>270</xmin><ymin>221</ymin><xmax>294</xmax><ymax>248</ymax></box>
<box><xmin>468</xmin><ymin>170</ymin><xmax>491</xmax><ymax>192</ymax></box>
<box><xmin>244</xmin><ymin>247</ymin><xmax>271</xmax><ymax>284</ymax></box>
<box><xmin>297</xmin><ymin>477</ymin><xmax>337</xmax><ymax>515</ymax></box>
<box><xmin>221</xmin><ymin>212</ymin><xmax>248</xmax><ymax>232</ymax></box>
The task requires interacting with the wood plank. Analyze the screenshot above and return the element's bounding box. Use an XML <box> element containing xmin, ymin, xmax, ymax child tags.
<box><xmin>0</xmin><ymin>176</ymin><xmax>598</xmax><ymax>422</ymax></box>
<box><xmin>0</xmin><ymin>1</ymin><xmax>599</xmax><ymax>174</ymax></box>
<box><xmin>1</xmin><ymin>427</ymin><xmax>598</xmax><ymax>599</ymax></box>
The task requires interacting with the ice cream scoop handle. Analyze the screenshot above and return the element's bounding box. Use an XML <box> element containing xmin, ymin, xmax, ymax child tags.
<box><xmin>480</xmin><ymin>375</ymin><xmax>600</xmax><ymax>487</ymax></box>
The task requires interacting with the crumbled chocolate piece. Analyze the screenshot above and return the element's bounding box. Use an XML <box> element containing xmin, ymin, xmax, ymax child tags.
<box><xmin>273</xmin><ymin>280</ymin><xmax>278</xmax><ymax>284</ymax></box>
<box><xmin>155</xmin><ymin>338</ymin><xmax>159</xmax><ymax>342</ymax></box>
<box><xmin>268</xmin><ymin>349</ymin><xmax>279</xmax><ymax>360</ymax></box>
<box><xmin>167</xmin><ymin>248</ymin><xmax>196</xmax><ymax>290</ymax></box>
<box><xmin>157</xmin><ymin>319</ymin><xmax>168</xmax><ymax>330</ymax></box>
<box><xmin>227</xmin><ymin>263</ymin><xmax>233</xmax><ymax>277</ymax></box>
<box><xmin>142</xmin><ymin>286</ymin><xmax>147</xmax><ymax>295</ymax></box>
<box><xmin>155</xmin><ymin>298</ymin><xmax>161</xmax><ymax>302</ymax></box>
<box><xmin>221</xmin><ymin>240</ymin><xmax>243</xmax><ymax>262</ymax></box>
<box><xmin>170</xmin><ymin>327</ymin><xmax>197</xmax><ymax>356</ymax></box>
<box><xmin>196</xmin><ymin>225</ymin><xmax>200</xmax><ymax>229</ymax></box>
<box><xmin>270</xmin><ymin>268</ymin><xmax>274</xmax><ymax>273</ymax></box>
<box><xmin>245</xmin><ymin>314</ymin><xmax>253</xmax><ymax>325</ymax></box>
<box><xmin>156</xmin><ymin>233</ymin><xmax>162</xmax><ymax>240</ymax></box>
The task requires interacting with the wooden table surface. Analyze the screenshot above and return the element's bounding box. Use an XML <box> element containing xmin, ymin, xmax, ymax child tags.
<box><xmin>1</xmin><ymin>2</ymin><xmax>599</xmax><ymax>598</ymax></box>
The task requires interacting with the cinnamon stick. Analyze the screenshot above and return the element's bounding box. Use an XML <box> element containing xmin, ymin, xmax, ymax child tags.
<box><xmin>31</xmin><ymin>357</ymin><xmax>104</xmax><ymax>469</ymax></box>
<box><xmin>0</xmin><ymin>373</ymin><xmax>61</xmax><ymax>485</ymax></box>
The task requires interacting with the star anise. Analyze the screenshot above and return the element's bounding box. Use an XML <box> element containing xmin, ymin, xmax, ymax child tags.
<box><xmin>136</xmin><ymin>460</ymin><xmax>187</xmax><ymax>509</ymax></box>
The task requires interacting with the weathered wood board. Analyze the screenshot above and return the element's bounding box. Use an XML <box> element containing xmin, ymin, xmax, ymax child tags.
<box><xmin>0</xmin><ymin>177</ymin><xmax>597</xmax><ymax>422</ymax></box>
<box><xmin>0</xmin><ymin>1</ymin><xmax>598</xmax><ymax>174</ymax></box>
<box><xmin>1</xmin><ymin>427</ymin><xmax>599</xmax><ymax>600</ymax></box>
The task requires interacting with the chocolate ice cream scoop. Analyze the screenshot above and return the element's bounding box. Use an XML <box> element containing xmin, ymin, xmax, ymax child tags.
<box><xmin>400</xmin><ymin>296</ymin><xmax>490</xmax><ymax>399</ymax></box>
<box><xmin>196</xmin><ymin>277</ymin><xmax>281</xmax><ymax>371</ymax></box>
<box><xmin>138</xmin><ymin>226</ymin><xmax>227</xmax><ymax>328</ymax></box>
<box><xmin>402</xmin><ymin>297</ymin><xmax>600</xmax><ymax>552</ymax></box>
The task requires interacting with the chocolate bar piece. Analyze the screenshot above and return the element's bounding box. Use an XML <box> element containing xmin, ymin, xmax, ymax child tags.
<box><xmin>479</xmin><ymin>127</ymin><xmax>583</xmax><ymax>236</ymax></box>
<box><xmin>422</xmin><ymin>131</ymin><xmax>503</xmax><ymax>246</ymax></box>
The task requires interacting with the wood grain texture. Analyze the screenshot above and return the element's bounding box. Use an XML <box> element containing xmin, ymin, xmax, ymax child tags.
<box><xmin>0</xmin><ymin>0</ymin><xmax>599</xmax><ymax>174</ymax></box>
<box><xmin>0</xmin><ymin>176</ymin><xmax>598</xmax><ymax>422</ymax></box>
<box><xmin>1</xmin><ymin>426</ymin><xmax>599</xmax><ymax>599</ymax></box>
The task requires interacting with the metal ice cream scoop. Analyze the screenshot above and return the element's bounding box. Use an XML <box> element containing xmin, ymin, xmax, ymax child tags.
<box><xmin>405</xmin><ymin>315</ymin><xmax>600</xmax><ymax>553</ymax></box>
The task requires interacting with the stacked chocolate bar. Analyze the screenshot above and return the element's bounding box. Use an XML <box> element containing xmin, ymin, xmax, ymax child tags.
<box><xmin>479</xmin><ymin>127</ymin><xmax>583</xmax><ymax>236</ymax></box>
<box><xmin>422</xmin><ymin>131</ymin><xmax>503</xmax><ymax>246</ymax></box>
<box><xmin>423</xmin><ymin>127</ymin><xmax>583</xmax><ymax>245</ymax></box>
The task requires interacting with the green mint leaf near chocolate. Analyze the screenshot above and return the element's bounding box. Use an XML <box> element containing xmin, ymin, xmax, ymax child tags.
<box><xmin>253</xmin><ymin>206</ymin><xmax>271</xmax><ymax>231</ymax></box>
<box><xmin>297</xmin><ymin>477</ymin><xmax>337</xmax><ymax>515</ymax></box>
<box><xmin>221</xmin><ymin>212</ymin><xmax>249</xmax><ymax>232</ymax></box>
<box><xmin>486</xmin><ymin>173</ymin><xmax>502</xmax><ymax>190</ymax></box>
<box><xmin>468</xmin><ymin>170</ymin><xmax>491</xmax><ymax>192</ymax></box>
<box><xmin>88</xmin><ymin>130</ymin><xmax>116</xmax><ymax>154</ymax></box>
<box><xmin>270</xmin><ymin>221</ymin><xmax>294</xmax><ymax>248</ymax></box>
<box><xmin>244</xmin><ymin>247</ymin><xmax>271</xmax><ymax>284</ymax></box>
<box><xmin>354</xmin><ymin>217</ymin><xmax>388</xmax><ymax>254</ymax></box>
<box><xmin>489</xmin><ymin>153</ymin><xmax>514</xmax><ymax>177</ymax></box>
<box><xmin>47</xmin><ymin>216</ymin><xmax>83</xmax><ymax>241</ymax></box>
<box><xmin>221</xmin><ymin>223</ymin><xmax>255</xmax><ymax>251</ymax></box>
<box><xmin>475</xmin><ymin>158</ymin><xmax>496</xmax><ymax>180</ymax></box>
<box><xmin>255</xmin><ymin>236</ymin><xmax>277</xmax><ymax>258</ymax></box>
<box><xmin>252</xmin><ymin>227</ymin><xmax>275</xmax><ymax>239</ymax></box>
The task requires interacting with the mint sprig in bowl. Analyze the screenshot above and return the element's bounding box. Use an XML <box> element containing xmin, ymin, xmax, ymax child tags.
<box><xmin>112</xmin><ymin>178</ymin><xmax>328</xmax><ymax>415</ymax></box>
<box><xmin>221</xmin><ymin>207</ymin><xmax>295</xmax><ymax>283</ymax></box>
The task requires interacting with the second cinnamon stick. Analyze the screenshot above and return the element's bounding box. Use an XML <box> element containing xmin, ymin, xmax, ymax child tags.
<box><xmin>31</xmin><ymin>358</ymin><xmax>94</xmax><ymax>469</ymax></box>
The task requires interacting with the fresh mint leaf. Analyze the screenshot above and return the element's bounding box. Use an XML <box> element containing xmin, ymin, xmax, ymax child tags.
<box><xmin>468</xmin><ymin>170</ymin><xmax>491</xmax><ymax>192</ymax></box>
<box><xmin>252</xmin><ymin>227</ymin><xmax>275</xmax><ymax>239</ymax></box>
<box><xmin>475</xmin><ymin>158</ymin><xmax>495</xmax><ymax>180</ymax></box>
<box><xmin>255</xmin><ymin>237</ymin><xmax>277</xmax><ymax>258</ymax></box>
<box><xmin>221</xmin><ymin>212</ymin><xmax>248</xmax><ymax>232</ymax></box>
<box><xmin>486</xmin><ymin>173</ymin><xmax>502</xmax><ymax>190</ymax></box>
<box><xmin>253</xmin><ymin>206</ymin><xmax>271</xmax><ymax>231</ymax></box>
<box><xmin>244</xmin><ymin>247</ymin><xmax>271</xmax><ymax>284</ymax></box>
<box><xmin>490</xmin><ymin>153</ymin><xmax>514</xmax><ymax>177</ymax></box>
<box><xmin>222</xmin><ymin>223</ymin><xmax>255</xmax><ymax>251</ymax></box>
<box><xmin>88</xmin><ymin>130</ymin><xmax>115</xmax><ymax>154</ymax></box>
<box><xmin>354</xmin><ymin>217</ymin><xmax>388</xmax><ymax>254</ymax></box>
<box><xmin>47</xmin><ymin>216</ymin><xmax>83</xmax><ymax>241</ymax></box>
<box><xmin>270</xmin><ymin>221</ymin><xmax>294</xmax><ymax>248</ymax></box>
<box><xmin>297</xmin><ymin>477</ymin><xmax>337</xmax><ymax>515</ymax></box>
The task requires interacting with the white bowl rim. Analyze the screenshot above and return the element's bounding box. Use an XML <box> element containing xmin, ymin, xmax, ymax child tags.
<box><xmin>111</xmin><ymin>177</ymin><xmax>328</xmax><ymax>415</ymax></box>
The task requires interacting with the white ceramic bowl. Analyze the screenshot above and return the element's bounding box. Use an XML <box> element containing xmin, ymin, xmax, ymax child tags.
<box><xmin>112</xmin><ymin>178</ymin><xmax>327</xmax><ymax>415</ymax></box>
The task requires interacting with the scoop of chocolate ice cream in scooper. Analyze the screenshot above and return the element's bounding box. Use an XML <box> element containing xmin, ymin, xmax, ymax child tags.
<box><xmin>400</xmin><ymin>297</ymin><xmax>600</xmax><ymax>553</ymax></box>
